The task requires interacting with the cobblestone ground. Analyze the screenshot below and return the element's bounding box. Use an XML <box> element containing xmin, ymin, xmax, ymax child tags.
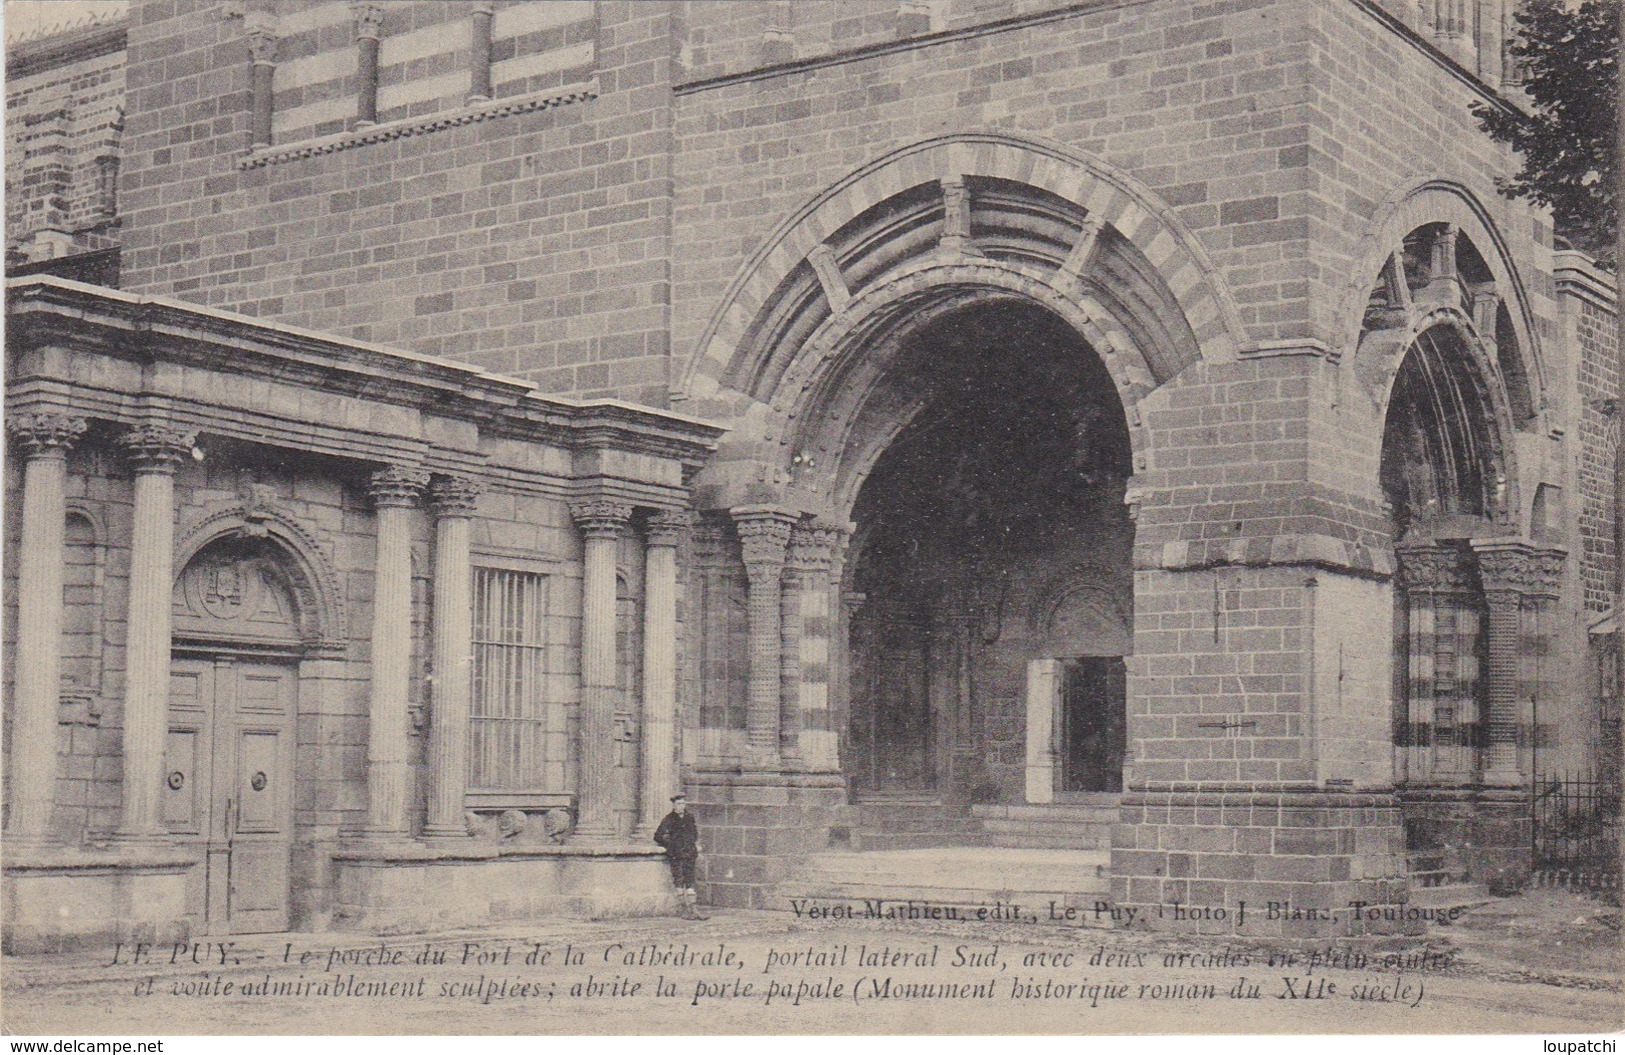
<box><xmin>4</xmin><ymin>891</ymin><xmax>1620</xmax><ymax>1035</ymax></box>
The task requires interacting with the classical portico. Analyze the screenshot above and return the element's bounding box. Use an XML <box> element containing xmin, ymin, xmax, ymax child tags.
<box><xmin>2</xmin><ymin>277</ymin><xmax>722</xmax><ymax>950</ymax></box>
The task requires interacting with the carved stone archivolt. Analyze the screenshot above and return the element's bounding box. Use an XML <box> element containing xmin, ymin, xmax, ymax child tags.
<box><xmin>175</xmin><ymin>496</ymin><xmax>350</xmax><ymax>654</ymax></box>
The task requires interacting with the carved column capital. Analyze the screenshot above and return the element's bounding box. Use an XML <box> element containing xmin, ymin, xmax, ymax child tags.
<box><xmin>787</xmin><ymin>522</ymin><xmax>844</xmax><ymax>574</ymax></box>
<box><xmin>429</xmin><ymin>475</ymin><xmax>482</xmax><ymax>518</ymax></box>
<box><xmin>1395</xmin><ymin>542</ymin><xmax>1472</xmax><ymax>593</ymax></box>
<box><xmin>245</xmin><ymin>25</ymin><xmax>277</xmax><ymax>64</ymax></box>
<box><xmin>1472</xmin><ymin>539</ymin><xmax>1566</xmax><ymax>601</ymax></box>
<box><xmin>9</xmin><ymin>413</ymin><xmax>87</xmax><ymax>458</ymax></box>
<box><xmin>367</xmin><ymin>465</ymin><xmax>429</xmax><ymax>509</ymax></box>
<box><xmin>645</xmin><ymin>509</ymin><xmax>694</xmax><ymax>548</ymax></box>
<box><xmin>570</xmin><ymin>500</ymin><xmax>633</xmax><ymax>539</ymax></box>
<box><xmin>351</xmin><ymin>2</ymin><xmax>383</xmax><ymax>39</ymax></box>
<box><xmin>120</xmin><ymin>423</ymin><xmax>196</xmax><ymax>474</ymax></box>
<box><xmin>732</xmin><ymin>506</ymin><xmax>797</xmax><ymax>571</ymax></box>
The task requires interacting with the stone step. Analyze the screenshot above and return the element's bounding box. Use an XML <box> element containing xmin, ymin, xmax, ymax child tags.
<box><xmin>1407</xmin><ymin>882</ymin><xmax>1491</xmax><ymax>911</ymax></box>
<box><xmin>971</xmin><ymin>801</ymin><xmax>1120</xmax><ymax>820</ymax></box>
<box><xmin>790</xmin><ymin>848</ymin><xmax>1110</xmax><ymax>891</ymax></box>
<box><xmin>976</xmin><ymin>818</ymin><xmax>1113</xmax><ymax>836</ymax></box>
<box><xmin>980</xmin><ymin>830</ymin><xmax>1110</xmax><ymax>850</ymax></box>
<box><xmin>851</xmin><ymin>831</ymin><xmax>986</xmax><ymax>852</ymax></box>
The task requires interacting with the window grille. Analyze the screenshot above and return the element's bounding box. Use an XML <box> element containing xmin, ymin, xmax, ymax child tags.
<box><xmin>470</xmin><ymin>567</ymin><xmax>558</xmax><ymax>792</ymax></box>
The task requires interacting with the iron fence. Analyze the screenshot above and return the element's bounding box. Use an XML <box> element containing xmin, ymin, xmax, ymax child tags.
<box><xmin>1532</xmin><ymin>770</ymin><xmax>1622</xmax><ymax>886</ymax></box>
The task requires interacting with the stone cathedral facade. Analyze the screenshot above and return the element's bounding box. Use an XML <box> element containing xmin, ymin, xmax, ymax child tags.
<box><xmin>4</xmin><ymin>0</ymin><xmax>1619</xmax><ymax>951</ymax></box>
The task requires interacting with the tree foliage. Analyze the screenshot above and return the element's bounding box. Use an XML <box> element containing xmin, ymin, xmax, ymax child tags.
<box><xmin>1473</xmin><ymin>0</ymin><xmax>1619</xmax><ymax>267</ymax></box>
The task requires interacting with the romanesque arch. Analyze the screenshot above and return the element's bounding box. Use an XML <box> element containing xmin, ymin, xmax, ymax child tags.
<box><xmin>679</xmin><ymin>137</ymin><xmax>1241</xmax><ymax>811</ymax></box>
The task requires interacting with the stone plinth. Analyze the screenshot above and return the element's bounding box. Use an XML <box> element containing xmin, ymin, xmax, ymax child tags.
<box><xmin>1111</xmin><ymin>788</ymin><xmax>1416</xmax><ymax>937</ymax></box>
<box><xmin>1398</xmin><ymin>785</ymin><xmax>1532</xmax><ymax>895</ymax></box>
<box><xmin>685</xmin><ymin>771</ymin><xmax>849</xmax><ymax>910</ymax></box>
<box><xmin>4</xmin><ymin>848</ymin><xmax>194</xmax><ymax>954</ymax></box>
<box><xmin>331</xmin><ymin>844</ymin><xmax>677</xmax><ymax>933</ymax></box>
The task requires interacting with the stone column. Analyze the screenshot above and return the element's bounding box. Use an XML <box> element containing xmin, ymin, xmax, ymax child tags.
<box><xmin>570</xmin><ymin>500</ymin><xmax>632</xmax><ymax>842</ymax></box>
<box><xmin>6</xmin><ymin>413</ymin><xmax>87</xmax><ymax>847</ymax></box>
<box><xmin>1394</xmin><ymin>542</ymin><xmax>1480</xmax><ymax>782</ymax></box>
<box><xmin>732</xmin><ymin>507</ymin><xmax>797</xmax><ymax>772</ymax></box>
<box><xmin>352</xmin><ymin>3</ymin><xmax>383</xmax><ymax>127</ymax></box>
<box><xmin>424</xmin><ymin>476</ymin><xmax>480</xmax><ymax>840</ymax></box>
<box><xmin>1423</xmin><ymin>223</ymin><xmax>1462</xmax><ymax>306</ymax></box>
<box><xmin>245</xmin><ymin>16</ymin><xmax>277</xmax><ymax>149</ymax></box>
<box><xmin>364</xmin><ymin>465</ymin><xmax>427</xmax><ymax>841</ymax></box>
<box><xmin>638</xmin><ymin>510</ymin><xmax>688</xmax><ymax>835</ymax></box>
<box><xmin>117</xmin><ymin>423</ymin><xmax>195</xmax><ymax>843</ymax></box>
<box><xmin>787</xmin><ymin>523</ymin><xmax>843</xmax><ymax>773</ymax></box>
<box><xmin>1472</xmin><ymin>540</ymin><xmax>1566</xmax><ymax>785</ymax></box>
<box><xmin>468</xmin><ymin>2</ymin><xmax>494</xmax><ymax>103</ymax></box>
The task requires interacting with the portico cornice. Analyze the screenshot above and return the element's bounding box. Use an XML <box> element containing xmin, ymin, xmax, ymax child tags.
<box><xmin>6</xmin><ymin>276</ymin><xmax>725</xmax><ymax>484</ymax></box>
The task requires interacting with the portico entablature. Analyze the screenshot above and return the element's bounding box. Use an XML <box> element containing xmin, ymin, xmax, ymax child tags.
<box><xmin>6</xmin><ymin>276</ymin><xmax>725</xmax><ymax>503</ymax></box>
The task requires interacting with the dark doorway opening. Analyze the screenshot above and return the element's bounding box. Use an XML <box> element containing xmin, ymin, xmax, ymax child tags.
<box><xmin>843</xmin><ymin>298</ymin><xmax>1132</xmax><ymax>805</ymax></box>
<box><xmin>1060</xmin><ymin>657</ymin><xmax>1126</xmax><ymax>794</ymax></box>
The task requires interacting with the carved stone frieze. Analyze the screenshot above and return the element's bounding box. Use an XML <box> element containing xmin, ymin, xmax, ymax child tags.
<box><xmin>1395</xmin><ymin>542</ymin><xmax>1473</xmax><ymax>593</ymax></box>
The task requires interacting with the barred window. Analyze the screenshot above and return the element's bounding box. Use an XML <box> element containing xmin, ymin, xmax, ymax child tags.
<box><xmin>470</xmin><ymin>567</ymin><xmax>560</xmax><ymax>793</ymax></box>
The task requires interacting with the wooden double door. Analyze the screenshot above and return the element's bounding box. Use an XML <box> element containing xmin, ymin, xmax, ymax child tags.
<box><xmin>165</xmin><ymin>656</ymin><xmax>296</xmax><ymax>934</ymax></box>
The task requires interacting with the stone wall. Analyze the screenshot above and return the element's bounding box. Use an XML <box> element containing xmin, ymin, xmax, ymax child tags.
<box><xmin>5</xmin><ymin>15</ymin><xmax>125</xmax><ymax>266</ymax></box>
<box><xmin>118</xmin><ymin>0</ymin><xmax>676</xmax><ymax>404</ymax></box>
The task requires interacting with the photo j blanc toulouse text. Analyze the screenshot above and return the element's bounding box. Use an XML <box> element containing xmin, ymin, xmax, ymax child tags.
<box><xmin>2</xmin><ymin>0</ymin><xmax>1620</xmax><ymax>1037</ymax></box>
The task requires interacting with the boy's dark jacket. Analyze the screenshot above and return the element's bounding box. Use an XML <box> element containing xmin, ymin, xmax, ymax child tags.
<box><xmin>653</xmin><ymin>810</ymin><xmax>699</xmax><ymax>858</ymax></box>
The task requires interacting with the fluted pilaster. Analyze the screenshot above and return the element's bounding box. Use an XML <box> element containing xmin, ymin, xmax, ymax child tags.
<box><xmin>117</xmin><ymin>423</ymin><xmax>195</xmax><ymax>843</ymax></box>
<box><xmin>364</xmin><ymin>465</ymin><xmax>427</xmax><ymax>840</ymax></box>
<box><xmin>638</xmin><ymin>510</ymin><xmax>689</xmax><ymax>835</ymax></box>
<box><xmin>6</xmin><ymin>413</ymin><xmax>87</xmax><ymax>846</ymax></box>
<box><xmin>733</xmin><ymin>507</ymin><xmax>797</xmax><ymax>771</ymax></box>
<box><xmin>424</xmin><ymin>476</ymin><xmax>480</xmax><ymax>839</ymax></box>
<box><xmin>570</xmin><ymin>500</ymin><xmax>632</xmax><ymax>841</ymax></box>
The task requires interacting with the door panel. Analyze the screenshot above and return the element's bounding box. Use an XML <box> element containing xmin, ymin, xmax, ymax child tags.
<box><xmin>165</xmin><ymin>657</ymin><xmax>295</xmax><ymax>934</ymax></box>
<box><xmin>162</xmin><ymin>727</ymin><xmax>205</xmax><ymax>834</ymax></box>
